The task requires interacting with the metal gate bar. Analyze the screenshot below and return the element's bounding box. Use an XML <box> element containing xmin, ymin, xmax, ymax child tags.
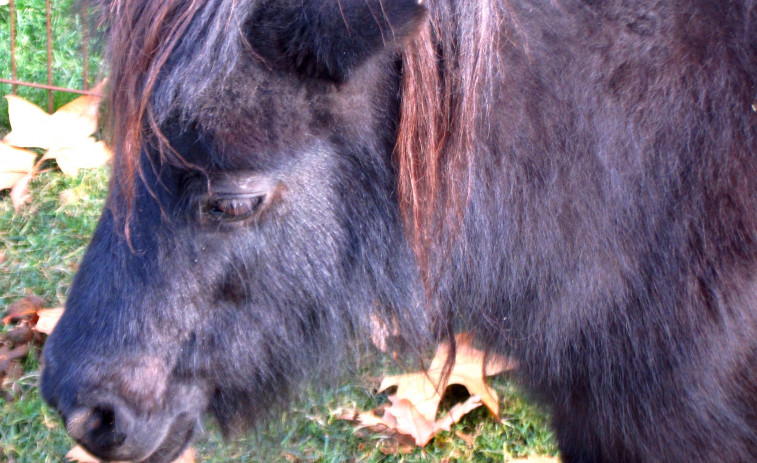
<box><xmin>5</xmin><ymin>0</ymin><xmax>96</xmax><ymax>110</ymax></box>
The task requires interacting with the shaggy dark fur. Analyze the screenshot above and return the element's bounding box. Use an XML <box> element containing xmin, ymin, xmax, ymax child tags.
<box><xmin>41</xmin><ymin>1</ymin><xmax>757</xmax><ymax>462</ymax></box>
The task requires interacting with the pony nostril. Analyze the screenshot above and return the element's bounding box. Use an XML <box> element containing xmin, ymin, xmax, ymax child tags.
<box><xmin>66</xmin><ymin>404</ymin><xmax>128</xmax><ymax>454</ymax></box>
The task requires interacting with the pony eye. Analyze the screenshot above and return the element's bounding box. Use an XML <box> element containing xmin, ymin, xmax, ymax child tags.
<box><xmin>206</xmin><ymin>195</ymin><xmax>265</xmax><ymax>221</ymax></box>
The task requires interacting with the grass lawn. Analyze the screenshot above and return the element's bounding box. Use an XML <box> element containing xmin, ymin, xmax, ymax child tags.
<box><xmin>0</xmin><ymin>1</ymin><xmax>558</xmax><ymax>461</ymax></box>
<box><xmin>0</xmin><ymin>0</ymin><xmax>101</xmax><ymax>127</ymax></box>
<box><xmin>0</xmin><ymin>167</ymin><xmax>558</xmax><ymax>462</ymax></box>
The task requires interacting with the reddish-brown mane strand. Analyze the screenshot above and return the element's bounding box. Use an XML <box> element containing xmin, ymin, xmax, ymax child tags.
<box><xmin>396</xmin><ymin>1</ymin><xmax>504</xmax><ymax>288</ymax></box>
<box><xmin>100</xmin><ymin>0</ymin><xmax>504</xmax><ymax>260</ymax></box>
<box><xmin>98</xmin><ymin>0</ymin><xmax>210</xmax><ymax>237</ymax></box>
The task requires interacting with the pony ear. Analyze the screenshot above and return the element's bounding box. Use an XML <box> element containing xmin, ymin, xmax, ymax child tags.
<box><xmin>247</xmin><ymin>0</ymin><xmax>427</xmax><ymax>82</ymax></box>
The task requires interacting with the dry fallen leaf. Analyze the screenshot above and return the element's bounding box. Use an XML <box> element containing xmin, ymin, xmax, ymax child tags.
<box><xmin>0</xmin><ymin>335</ymin><xmax>30</xmax><ymax>392</ymax></box>
<box><xmin>346</xmin><ymin>394</ymin><xmax>483</xmax><ymax>447</ymax></box>
<box><xmin>0</xmin><ymin>142</ymin><xmax>36</xmax><ymax>191</ymax></box>
<box><xmin>383</xmin><ymin>396</ymin><xmax>437</xmax><ymax>445</ymax></box>
<box><xmin>3</xmin><ymin>95</ymin><xmax>53</xmax><ymax>149</ymax></box>
<box><xmin>2</xmin><ymin>82</ymin><xmax>110</xmax><ymax>179</ymax></box>
<box><xmin>35</xmin><ymin>307</ymin><xmax>64</xmax><ymax>335</ymax></box>
<box><xmin>5</xmin><ymin>324</ymin><xmax>34</xmax><ymax>344</ymax></box>
<box><xmin>2</xmin><ymin>297</ymin><xmax>62</xmax><ymax>335</ymax></box>
<box><xmin>380</xmin><ymin>333</ymin><xmax>516</xmax><ymax>421</ymax></box>
<box><xmin>65</xmin><ymin>446</ymin><xmax>108</xmax><ymax>463</ymax></box>
<box><xmin>2</xmin><ymin>295</ymin><xmax>44</xmax><ymax>325</ymax></box>
<box><xmin>342</xmin><ymin>333</ymin><xmax>516</xmax><ymax>448</ymax></box>
<box><xmin>1</xmin><ymin>296</ymin><xmax>47</xmax><ymax>393</ymax></box>
<box><xmin>0</xmin><ymin>343</ymin><xmax>30</xmax><ymax>367</ymax></box>
<box><xmin>4</xmin><ymin>91</ymin><xmax>100</xmax><ymax>150</ymax></box>
<box><xmin>1</xmin><ymin>357</ymin><xmax>24</xmax><ymax>390</ymax></box>
<box><xmin>45</xmin><ymin>138</ymin><xmax>112</xmax><ymax>177</ymax></box>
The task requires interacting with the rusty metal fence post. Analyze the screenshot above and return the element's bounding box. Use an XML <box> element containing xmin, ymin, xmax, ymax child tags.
<box><xmin>8</xmin><ymin>0</ymin><xmax>17</xmax><ymax>95</ymax></box>
<box><xmin>0</xmin><ymin>0</ymin><xmax>99</xmax><ymax>109</ymax></box>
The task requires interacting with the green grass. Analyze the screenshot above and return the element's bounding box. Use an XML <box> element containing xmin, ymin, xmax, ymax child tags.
<box><xmin>0</xmin><ymin>167</ymin><xmax>559</xmax><ymax>462</ymax></box>
<box><xmin>0</xmin><ymin>4</ymin><xmax>558</xmax><ymax>461</ymax></box>
<box><xmin>0</xmin><ymin>0</ymin><xmax>101</xmax><ymax>128</ymax></box>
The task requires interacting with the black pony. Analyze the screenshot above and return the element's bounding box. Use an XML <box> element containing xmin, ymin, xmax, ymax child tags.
<box><xmin>41</xmin><ymin>1</ymin><xmax>757</xmax><ymax>462</ymax></box>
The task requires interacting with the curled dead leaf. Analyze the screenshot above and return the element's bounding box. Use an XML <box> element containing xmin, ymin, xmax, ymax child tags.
<box><xmin>65</xmin><ymin>446</ymin><xmax>105</xmax><ymax>463</ymax></box>
<box><xmin>2</xmin><ymin>295</ymin><xmax>44</xmax><ymax>325</ymax></box>
<box><xmin>44</xmin><ymin>138</ymin><xmax>111</xmax><ymax>177</ymax></box>
<box><xmin>3</xmin><ymin>95</ymin><xmax>53</xmax><ymax>149</ymax></box>
<box><xmin>3</xmin><ymin>297</ymin><xmax>63</xmax><ymax>335</ymax></box>
<box><xmin>0</xmin><ymin>343</ymin><xmax>30</xmax><ymax>365</ymax></box>
<box><xmin>379</xmin><ymin>372</ymin><xmax>440</xmax><ymax>424</ymax></box>
<box><xmin>5</xmin><ymin>324</ymin><xmax>34</xmax><ymax>344</ymax></box>
<box><xmin>379</xmin><ymin>333</ymin><xmax>516</xmax><ymax>422</ymax></box>
<box><xmin>344</xmin><ymin>394</ymin><xmax>483</xmax><ymax>447</ymax></box>
<box><xmin>3</xmin><ymin>84</ymin><xmax>110</xmax><ymax>179</ymax></box>
<box><xmin>0</xmin><ymin>343</ymin><xmax>30</xmax><ymax>391</ymax></box>
<box><xmin>4</xmin><ymin>91</ymin><xmax>101</xmax><ymax>150</ymax></box>
<box><xmin>35</xmin><ymin>307</ymin><xmax>64</xmax><ymax>335</ymax></box>
<box><xmin>343</xmin><ymin>333</ymin><xmax>516</xmax><ymax>449</ymax></box>
<box><xmin>1</xmin><ymin>358</ymin><xmax>24</xmax><ymax>389</ymax></box>
<box><xmin>0</xmin><ymin>142</ymin><xmax>36</xmax><ymax>191</ymax></box>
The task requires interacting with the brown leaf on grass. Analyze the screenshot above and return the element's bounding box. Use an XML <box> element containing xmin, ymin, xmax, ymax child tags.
<box><xmin>2</xmin><ymin>297</ymin><xmax>63</xmax><ymax>335</ymax></box>
<box><xmin>0</xmin><ymin>142</ymin><xmax>36</xmax><ymax>192</ymax></box>
<box><xmin>2</xmin><ymin>82</ymin><xmax>110</xmax><ymax>178</ymax></box>
<box><xmin>379</xmin><ymin>333</ymin><xmax>516</xmax><ymax>421</ymax></box>
<box><xmin>44</xmin><ymin>139</ymin><xmax>112</xmax><ymax>177</ymax></box>
<box><xmin>2</xmin><ymin>295</ymin><xmax>44</xmax><ymax>325</ymax></box>
<box><xmin>1</xmin><ymin>358</ymin><xmax>24</xmax><ymax>388</ymax></box>
<box><xmin>0</xmin><ymin>343</ymin><xmax>29</xmax><ymax>391</ymax></box>
<box><xmin>1</xmin><ymin>299</ymin><xmax>64</xmax><ymax>395</ymax></box>
<box><xmin>1</xmin><ymin>296</ymin><xmax>52</xmax><ymax>393</ymax></box>
<box><xmin>65</xmin><ymin>445</ymin><xmax>195</xmax><ymax>463</ymax></box>
<box><xmin>342</xmin><ymin>333</ymin><xmax>516</xmax><ymax>448</ymax></box>
<box><xmin>3</xmin><ymin>95</ymin><xmax>53</xmax><ymax>149</ymax></box>
<box><xmin>35</xmin><ymin>307</ymin><xmax>64</xmax><ymax>335</ymax></box>
<box><xmin>377</xmin><ymin>437</ymin><xmax>416</xmax><ymax>455</ymax></box>
<box><xmin>345</xmin><ymin>394</ymin><xmax>483</xmax><ymax>447</ymax></box>
<box><xmin>0</xmin><ymin>343</ymin><xmax>29</xmax><ymax>366</ymax></box>
<box><xmin>65</xmin><ymin>446</ymin><xmax>105</xmax><ymax>463</ymax></box>
<box><xmin>378</xmin><ymin>371</ymin><xmax>439</xmax><ymax>423</ymax></box>
<box><xmin>381</xmin><ymin>396</ymin><xmax>437</xmax><ymax>445</ymax></box>
<box><xmin>436</xmin><ymin>395</ymin><xmax>484</xmax><ymax>433</ymax></box>
<box><xmin>4</xmin><ymin>91</ymin><xmax>100</xmax><ymax>150</ymax></box>
<box><xmin>5</xmin><ymin>324</ymin><xmax>34</xmax><ymax>344</ymax></box>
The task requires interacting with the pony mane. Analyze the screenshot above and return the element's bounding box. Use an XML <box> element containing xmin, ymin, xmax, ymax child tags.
<box><xmin>93</xmin><ymin>0</ymin><xmax>252</xmax><ymax>224</ymax></box>
<box><xmin>96</xmin><ymin>0</ymin><xmax>505</xmax><ymax>263</ymax></box>
<box><xmin>396</xmin><ymin>1</ymin><xmax>506</xmax><ymax>286</ymax></box>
